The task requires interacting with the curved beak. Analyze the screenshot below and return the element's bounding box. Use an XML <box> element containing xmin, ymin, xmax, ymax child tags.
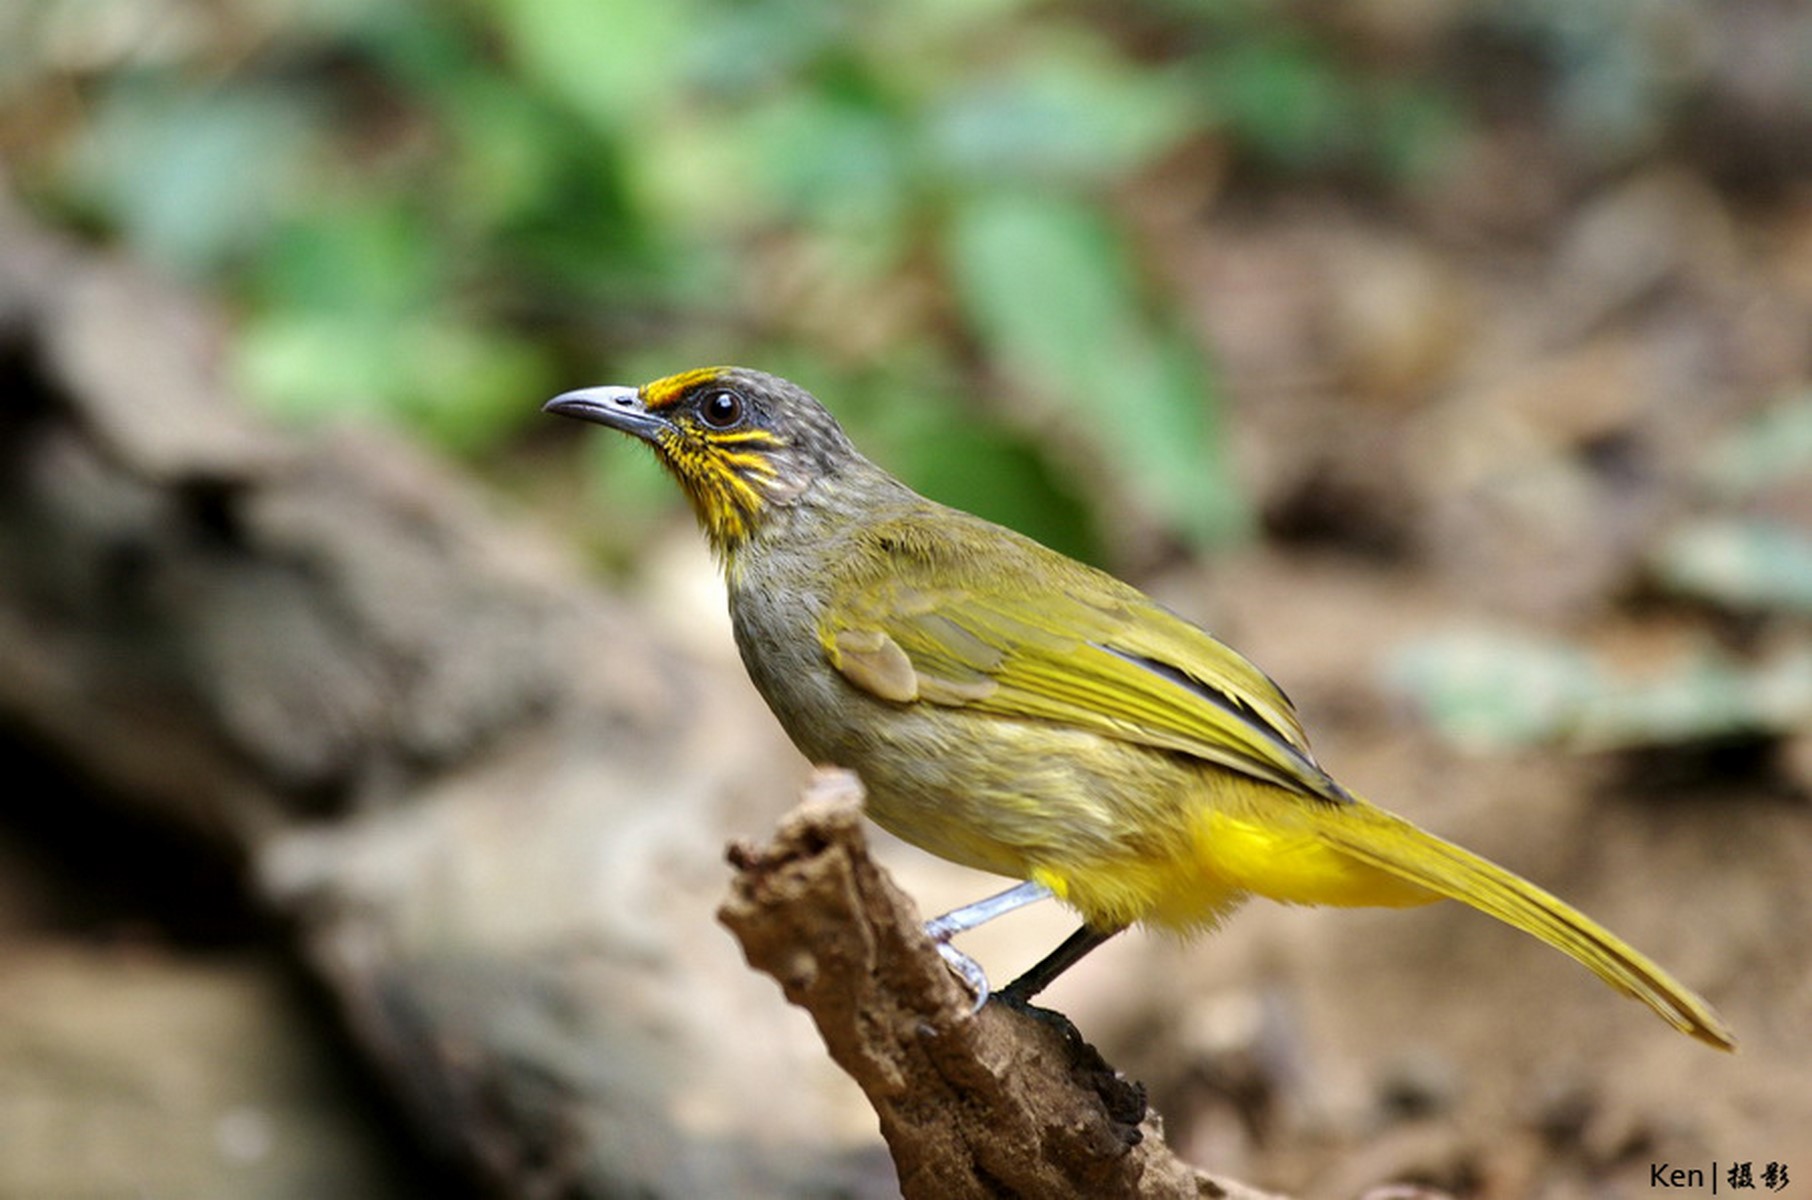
<box><xmin>543</xmin><ymin>385</ymin><xmax>669</xmax><ymax>443</ymax></box>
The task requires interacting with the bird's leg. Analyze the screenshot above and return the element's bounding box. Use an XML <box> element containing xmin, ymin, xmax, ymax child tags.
<box><xmin>923</xmin><ymin>880</ymin><xmax>1055</xmax><ymax>1008</ymax></box>
<box><xmin>1000</xmin><ymin>924</ymin><xmax>1122</xmax><ymax>1003</ymax></box>
<box><xmin>924</xmin><ymin>879</ymin><xmax>1055</xmax><ymax>941</ymax></box>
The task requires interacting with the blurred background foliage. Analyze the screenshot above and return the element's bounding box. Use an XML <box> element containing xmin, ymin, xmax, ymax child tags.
<box><xmin>1388</xmin><ymin>390</ymin><xmax>1812</xmax><ymax>753</ymax></box>
<box><xmin>0</xmin><ymin>0</ymin><xmax>1473</xmax><ymax>559</ymax></box>
<box><xmin>3</xmin><ymin>0</ymin><xmax>1810</xmax><ymax>757</ymax></box>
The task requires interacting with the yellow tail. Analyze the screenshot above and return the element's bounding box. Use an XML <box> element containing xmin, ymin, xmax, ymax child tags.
<box><xmin>1319</xmin><ymin>807</ymin><xmax>1735</xmax><ymax>1050</ymax></box>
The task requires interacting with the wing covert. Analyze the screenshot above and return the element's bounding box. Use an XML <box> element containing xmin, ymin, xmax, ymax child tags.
<box><xmin>818</xmin><ymin>518</ymin><xmax>1348</xmax><ymax>804</ymax></box>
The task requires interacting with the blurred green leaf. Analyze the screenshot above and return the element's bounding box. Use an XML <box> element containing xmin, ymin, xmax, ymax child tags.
<box><xmin>25</xmin><ymin>0</ymin><xmax>1417</xmax><ymax>527</ymax></box>
<box><xmin>1389</xmin><ymin>628</ymin><xmax>1812</xmax><ymax>752</ymax></box>
<box><xmin>489</xmin><ymin>0</ymin><xmax>691</xmax><ymax>134</ymax></box>
<box><xmin>1195</xmin><ymin>34</ymin><xmax>1354</xmax><ymax>170</ymax></box>
<box><xmin>902</xmin><ymin>421</ymin><xmax>1099</xmax><ymax>563</ymax></box>
<box><xmin>236</xmin><ymin>199</ymin><xmax>557</xmax><ymax>452</ymax></box>
<box><xmin>1699</xmin><ymin>391</ymin><xmax>1812</xmax><ymax>500</ymax></box>
<box><xmin>682</xmin><ymin>0</ymin><xmax>849</xmax><ymax>96</ymax></box>
<box><xmin>1572</xmin><ymin>647</ymin><xmax>1812</xmax><ymax>751</ymax></box>
<box><xmin>406</xmin><ymin>322</ymin><xmax>556</xmax><ymax>452</ymax></box>
<box><xmin>927</xmin><ymin>45</ymin><xmax>1192</xmax><ymax>185</ymax></box>
<box><xmin>234</xmin><ymin>312</ymin><xmax>393</xmax><ymax>428</ymax></box>
<box><xmin>1651</xmin><ymin>517</ymin><xmax>1812</xmax><ymax>616</ymax></box>
<box><xmin>1368</xmin><ymin>81</ymin><xmax>1467</xmax><ymax>181</ymax></box>
<box><xmin>68</xmin><ymin>79</ymin><xmax>319</xmax><ymax>275</ymax></box>
<box><xmin>741</xmin><ymin>90</ymin><xmax>910</xmax><ymax>227</ymax></box>
<box><xmin>1385</xmin><ymin>629</ymin><xmax>1602</xmax><ymax>749</ymax></box>
<box><xmin>444</xmin><ymin>81</ymin><xmax>590</xmax><ymax>231</ymax></box>
<box><xmin>253</xmin><ymin>203</ymin><xmax>443</xmax><ymax>315</ymax></box>
<box><xmin>946</xmin><ymin>189</ymin><xmax>1246</xmax><ymax>546</ymax></box>
<box><xmin>947</xmin><ymin>192</ymin><xmax>1124</xmax><ymax>393</ymax></box>
<box><xmin>235</xmin><ymin>312</ymin><xmax>551</xmax><ymax>454</ymax></box>
<box><xmin>577</xmin><ymin>410</ymin><xmax>682</xmax><ymax>553</ymax></box>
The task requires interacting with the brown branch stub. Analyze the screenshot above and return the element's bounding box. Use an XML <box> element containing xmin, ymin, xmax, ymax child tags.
<box><xmin>719</xmin><ymin>769</ymin><xmax>1288</xmax><ymax>1200</ymax></box>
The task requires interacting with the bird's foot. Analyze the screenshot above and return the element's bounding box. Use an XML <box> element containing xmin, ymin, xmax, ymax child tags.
<box><xmin>928</xmin><ymin>931</ymin><xmax>992</xmax><ymax>1012</ymax></box>
<box><xmin>921</xmin><ymin>881</ymin><xmax>1056</xmax><ymax>1013</ymax></box>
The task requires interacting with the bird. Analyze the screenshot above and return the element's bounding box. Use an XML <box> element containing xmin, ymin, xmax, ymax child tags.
<box><xmin>545</xmin><ymin>365</ymin><xmax>1734</xmax><ymax>1050</ymax></box>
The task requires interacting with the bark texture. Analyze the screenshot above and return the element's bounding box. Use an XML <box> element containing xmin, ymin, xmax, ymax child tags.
<box><xmin>722</xmin><ymin>771</ymin><xmax>1284</xmax><ymax>1200</ymax></box>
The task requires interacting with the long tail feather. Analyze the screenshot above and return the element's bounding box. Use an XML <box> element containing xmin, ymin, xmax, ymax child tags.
<box><xmin>1321</xmin><ymin>810</ymin><xmax>1735</xmax><ymax>1050</ymax></box>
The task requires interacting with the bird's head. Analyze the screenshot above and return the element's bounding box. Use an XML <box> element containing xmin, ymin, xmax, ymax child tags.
<box><xmin>544</xmin><ymin>366</ymin><xmax>858</xmax><ymax>554</ymax></box>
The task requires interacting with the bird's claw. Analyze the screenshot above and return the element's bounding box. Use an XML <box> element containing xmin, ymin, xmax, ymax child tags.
<box><xmin>930</xmin><ymin>933</ymin><xmax>992</xmax><ymax>1012</ymax></box>
<box><xmin>921</xmin><ymin>880</ymin><xmax>1056</xmax><ymax>1013</ymax></box>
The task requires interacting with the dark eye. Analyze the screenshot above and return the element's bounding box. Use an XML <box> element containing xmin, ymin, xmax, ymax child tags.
<box><xmin>698</xmin><ymin>388</ymin><xmax>745</xmax><ymax>429</ymax></box>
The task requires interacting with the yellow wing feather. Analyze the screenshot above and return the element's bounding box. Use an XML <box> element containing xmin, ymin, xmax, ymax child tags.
<box><xmin>820</xmin><ymin>507</ymin><xmax>1346</xmax><ymax>803</ymax></box>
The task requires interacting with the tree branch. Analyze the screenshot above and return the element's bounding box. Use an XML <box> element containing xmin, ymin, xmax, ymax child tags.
<box><xmin>719</xmin><ymin>769</ymin><xmax>1286</xmax><ymax>1200</ymax></box>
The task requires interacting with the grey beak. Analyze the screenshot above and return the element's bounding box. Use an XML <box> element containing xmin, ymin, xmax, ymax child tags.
<box><xmin>543</xmin><ymin>385</ymin><xmax>669</xmax><ymax>442</ymax></box>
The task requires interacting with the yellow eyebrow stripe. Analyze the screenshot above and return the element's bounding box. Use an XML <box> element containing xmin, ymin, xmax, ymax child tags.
<box><xmin>643</xmin><ymin>366</ymin><xmax>733</xmax><ymax>410</ymax></box>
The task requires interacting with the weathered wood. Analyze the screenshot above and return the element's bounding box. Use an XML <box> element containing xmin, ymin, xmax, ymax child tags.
<box><xmin>722</xmin><ymin>770</ymin><xmax>1285</xmax><ymax>1200</ymax></box>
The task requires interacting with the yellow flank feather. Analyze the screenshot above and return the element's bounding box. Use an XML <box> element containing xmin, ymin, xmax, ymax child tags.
<box><xmin>1022</xmin><ymin>785</ymin><xmax>1733</xmax><ymax>1049</ymax></box>
<box><xmin>1192</xmin><ymin>808</ymin><xmax>1436</xmax><ymax>909</ymax></box>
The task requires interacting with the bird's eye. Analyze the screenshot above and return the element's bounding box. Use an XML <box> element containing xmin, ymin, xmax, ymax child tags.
<box><xmin>698</xmin><ymin>388</ymin><xmax>745</xmax><ymax>429</ymax></box>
